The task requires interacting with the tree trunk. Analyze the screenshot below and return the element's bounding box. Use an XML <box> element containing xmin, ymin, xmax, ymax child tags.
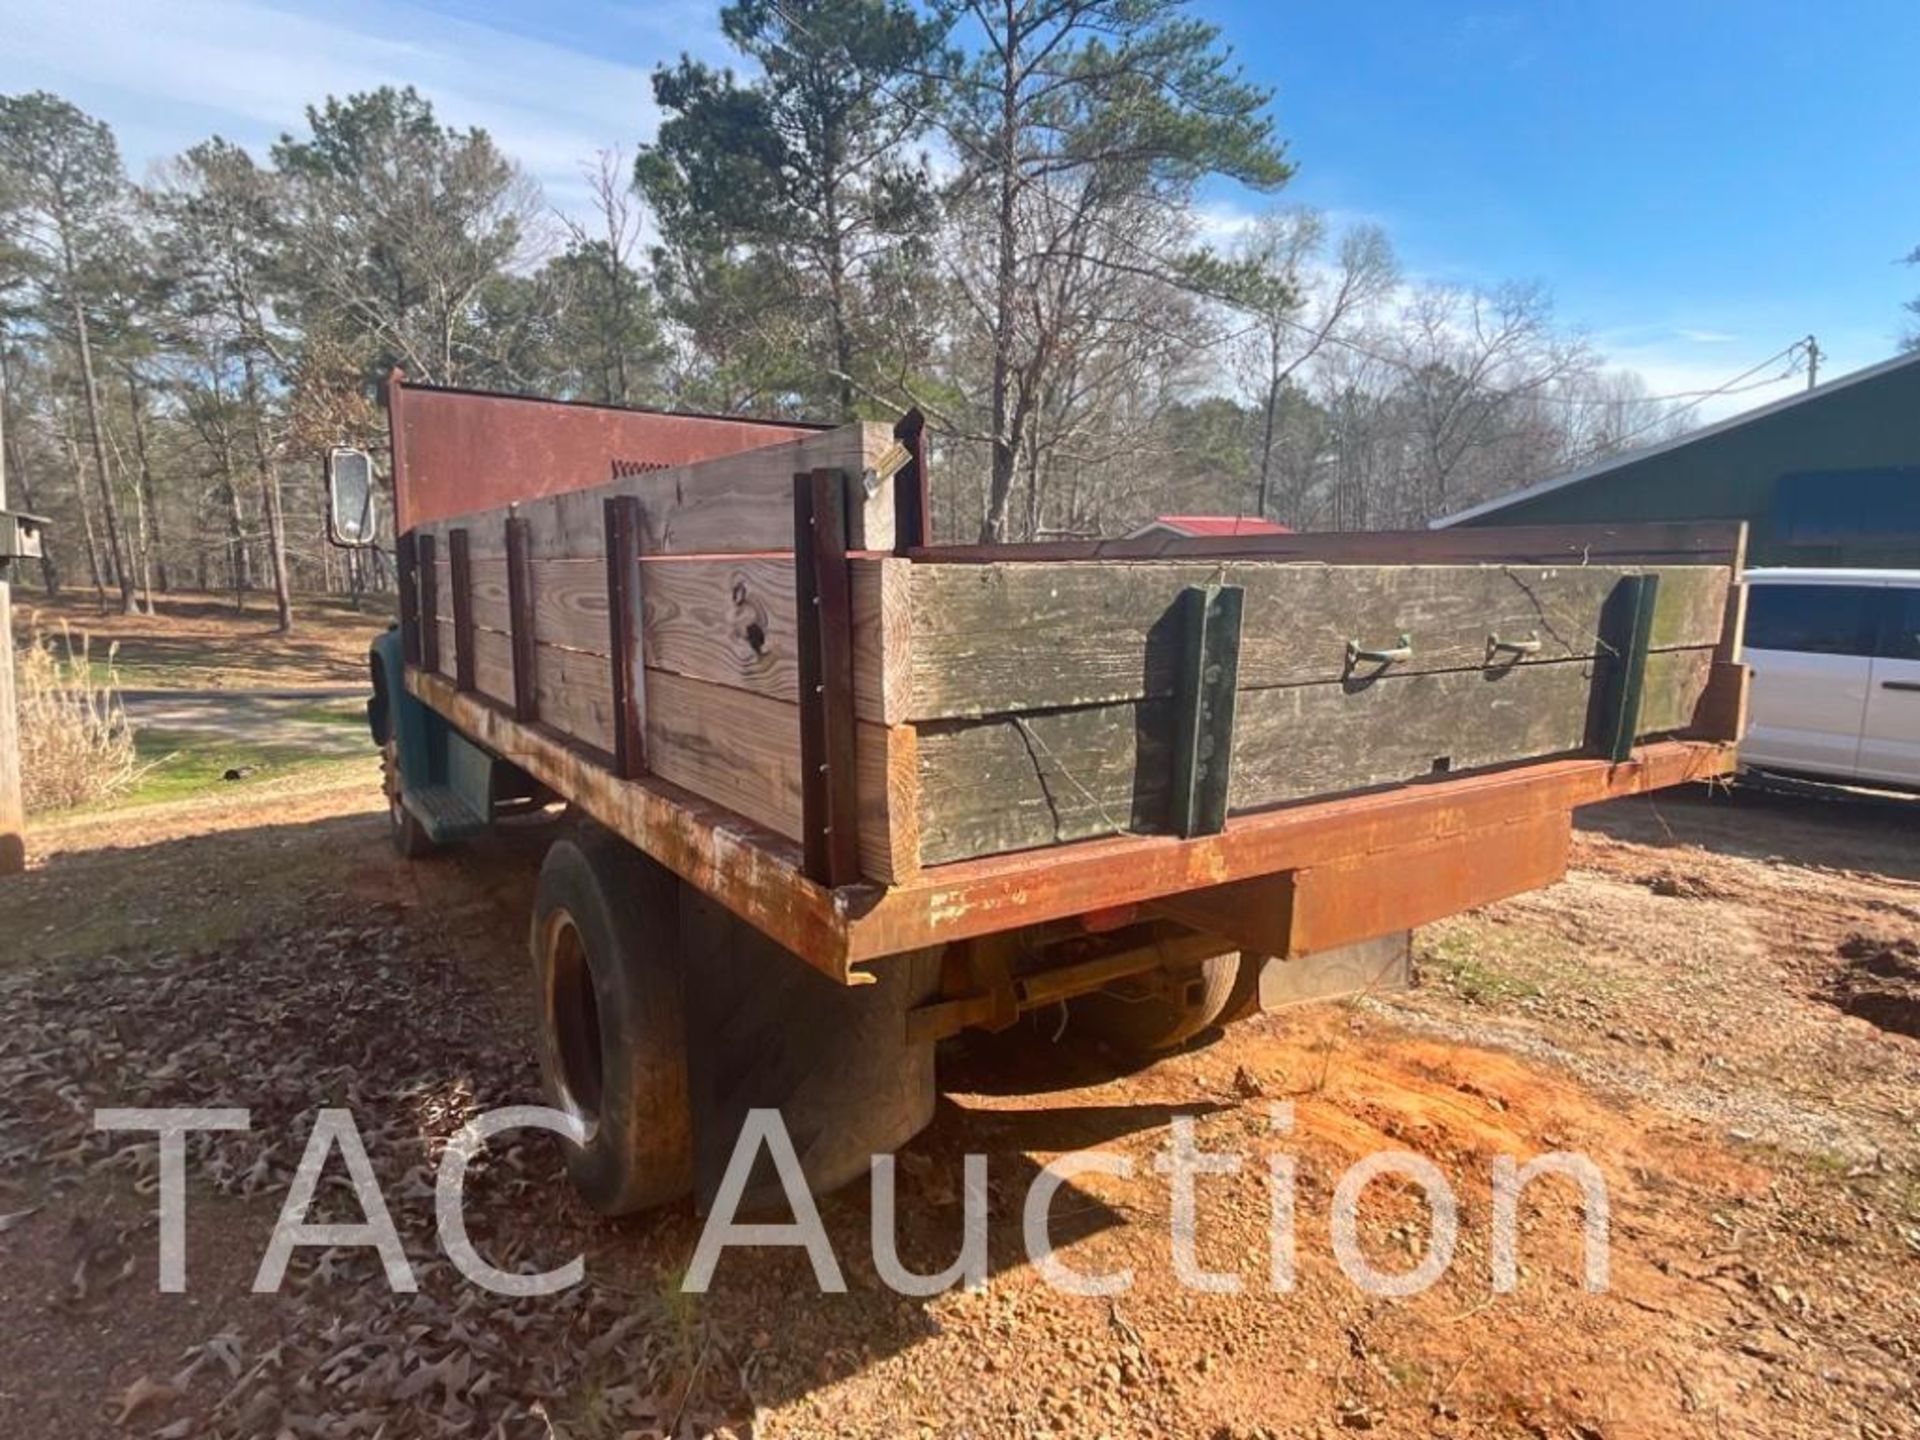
<box><xmin>224</xmin><ymin>473</ymin><xmax>249</xmax><ymax>607</ymax></box>
<box><xmin>125</xmin><ymin>372</ymin><xmax>170</xmax><ymax>595</ymax></box>
<box><xmin>60</xmin><ymin>410</ymin><xmax>106</xmax><ymax>607</ymax></box>
<box><xmin>981</xmin><ymin>0</ymin><xmax>1022</xmax><ymax>544</ymax></box>
<box><xmin>127</xmin><ymin>461</ymin><xmax>155</xmax><ymax>615</ymax></box>
<box><xmin>1255</xmin><ymin>367</ymin><xmax>1281</xmax><ymax>520</ymax></box>
<box><xmin>68</xmin><ymin>289</ymin><xmax>135</xmax><ymax>614</ymax></box>
<box><xmin>242</xmin><ymin>356</ymin><xmax>293</xmax><ymax>633</ymax></box>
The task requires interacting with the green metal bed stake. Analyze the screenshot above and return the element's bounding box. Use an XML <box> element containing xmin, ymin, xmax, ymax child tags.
<box><xmin>1594</xmin><ymin>572</ymin><xmax>1661</xmax><ymax>763</ymax></box>
<box><xmin>1170</xmin><ymin>583</ymin><xmax>1245</xmax><ymax>839</ymax></box>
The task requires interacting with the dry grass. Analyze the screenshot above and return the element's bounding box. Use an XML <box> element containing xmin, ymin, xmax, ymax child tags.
<box><xmin>16</xmin><ymin>620</ymin><xmax>139</xmax><ymax>813</ymax></box>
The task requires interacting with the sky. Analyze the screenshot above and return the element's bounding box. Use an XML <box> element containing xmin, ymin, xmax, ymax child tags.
<box><xmin>3</xmin><ymin>0</ymin><xmax>1916</xmax><ymax>420</ymax></box>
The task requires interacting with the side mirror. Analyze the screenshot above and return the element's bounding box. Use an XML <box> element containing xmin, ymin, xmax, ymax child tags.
<box><xmin>326</xmin><ymin>447</ymin><xmax>378</xmax><ymax>548</ymax></box>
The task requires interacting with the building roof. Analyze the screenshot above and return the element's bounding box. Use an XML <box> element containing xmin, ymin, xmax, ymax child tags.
<box><xmin>1431</xmin><ymin>348</ymin><xmax>1920</xmax><ymax>529</ymax></box>
<box><xmin>1132</xmin><ymin>514</ymin><xmax>1292</xmax><ymax>537</ymax></box>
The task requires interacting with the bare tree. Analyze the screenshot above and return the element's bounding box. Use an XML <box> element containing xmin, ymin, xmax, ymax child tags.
<box><xmin>1228</xmin><ymin>210</ymin><xmax>1396</xmax><ymax>520</ymax></box>
<box><xmin>936</xmin><ymin>0</ymin><xmax>1290</xmax><ymax>541</ymax></box>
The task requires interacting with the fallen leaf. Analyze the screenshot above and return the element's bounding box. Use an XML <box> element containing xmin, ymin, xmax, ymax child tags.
<box><xmin>113</xmin><ymin>1375</ymin><xmax>178</xmax><ymax>1426</ymax></box>
<box><xmin>0</xmin><ymin>1206</ymin><xmax>40</xmax><ymax>1234</ymax></box>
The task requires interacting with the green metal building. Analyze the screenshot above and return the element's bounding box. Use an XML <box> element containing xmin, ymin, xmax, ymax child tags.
<box><xmin>1437</xmin><ymin>350</ymin><xmax>1920</xmax><ymax>567</ymax></box>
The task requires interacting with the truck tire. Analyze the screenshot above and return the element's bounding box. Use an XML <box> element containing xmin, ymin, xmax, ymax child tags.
<box><xmin>1217</xmin><ymin>951</ymin><xmax>1265</xmax><ymax>1027</ymax></box>
<box><xmin>1071</xmin><ymin>950</ymin><xmax>1242</xmax><ymax>1056</ymax></box>
<box><xmin>530</xmin><ymin>832</ymin><xmax>694</xmax><ymax>1214</ymax></box>
<box><xmin>381</xmin><ymin>739</ymin><xmax>439</xmax><ymax>860</ymax></box>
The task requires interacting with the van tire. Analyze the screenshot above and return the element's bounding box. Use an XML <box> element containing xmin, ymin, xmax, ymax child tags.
<box><xmin>531</xmin><ymin>831</ymin><xmax>694</xmax><ymax>1214</ymax></box>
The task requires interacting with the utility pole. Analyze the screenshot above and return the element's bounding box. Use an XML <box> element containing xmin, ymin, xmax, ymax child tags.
<box><xmin>1804</xmin><ymin>334</ymin><xmax>1822</xmax><ymax>392</ymax></box>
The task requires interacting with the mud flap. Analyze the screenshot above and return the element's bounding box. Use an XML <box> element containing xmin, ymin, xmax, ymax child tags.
<box><xmin>678</xmin><ymin>887</ymin><xmax>942</xmax><ymax>1213</ymax></box>
<box><xmin>1257</xmin><ymin>931</ymin><xmax>1411</xmax><ymax>1010</ymax></box>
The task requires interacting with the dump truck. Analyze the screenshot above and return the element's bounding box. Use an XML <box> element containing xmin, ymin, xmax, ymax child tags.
<box><xmin>326</xmin><ymin>374</ymin><xmax>1749</xmax><ymax>1214</ymax></box>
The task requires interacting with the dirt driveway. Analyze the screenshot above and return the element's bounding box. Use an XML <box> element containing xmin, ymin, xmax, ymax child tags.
<box><xmin>0</xmin><ymin>771</ymin><xmax>1915</xmax><ymax>1439</ymax></box>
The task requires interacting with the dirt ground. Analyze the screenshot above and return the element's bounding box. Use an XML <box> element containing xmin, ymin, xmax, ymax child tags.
<box><xmin>2</xmin><ymin>760</ymin><xmax>1917</xmax><ymax>1438</ymax></box>
<box><xmin>11</xmin><ymin>589</ymin><xmax>387</xmax><ymax>690</ymax></box>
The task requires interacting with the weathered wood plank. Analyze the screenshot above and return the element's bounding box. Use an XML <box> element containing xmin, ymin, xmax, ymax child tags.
<box><xmin>639</xmin><ymin>555</ymin><xmax>906</xmax><ymax>723</ymax></box>
<box><xmin>906</xmin><ymin>562</ymin><xmax>1730</xmax><ymax>719</ymax></box>
<box><xmin>454</xmin><ymin>547</ymin><xmax>910</xmax><ymax>720</ymax></box>
<box><xmin>535</xmin><ymin>642</ymin><xmax>619</xmax><ymax>754</ymax></box>
<box><xmin>644</xmin><ymin>670</ymin><xmax>916</xmax><ymax>883</ymax></box>
<box><xmin>471</xmin><ymin>626</ymin><xmax>515</xmax><ymax>704</ymax></box>
<box><xmin>913</xmin><ymin>647</ymin><xmax>1715</xmax><ymax>865</ymax></box>
<box><xmin>460</xmin><ymin>556</ymin><xmax>611</xmax><ymax>654</ymax></box>
<box><xmin>415</xmin><ymin>421</ymin><xmax>895</xmax><ymax>561</ymax></box>
<box><xmin>438</xmin><ymin>620</ymin><xmax>515</xmax><ymax>707</ymax></box>
<box><xmin>909</xmin><ymin>519</ymin><xmax>1747</xmax><ymax>567</ymax></box>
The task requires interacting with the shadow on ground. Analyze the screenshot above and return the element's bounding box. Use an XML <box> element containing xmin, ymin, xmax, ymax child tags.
<box><xmin>0</xmin><ymin>805</ymin><xmax>1167</xmax><ymax>1437</ymax></box>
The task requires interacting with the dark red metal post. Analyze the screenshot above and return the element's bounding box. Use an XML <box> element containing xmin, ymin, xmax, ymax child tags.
<box><xmin>891</xmin><ymin>408</ymin><xmax>931</xmax><ymax>554</ymax></box>
<box><xmin>793</xmin><ymin>468</ymin><xmax>861</xmax><ymax>887</ymax></box>
<box><xmin>605</xmin><ymin>495</ymin><xmax>648</xmax><ymax>778</ymax></box>
<box><xmin>416</xmin><ymin>531</ymin><xmax>440</xmax><ymax>674</ymax></box>
<box><xmin>395</xmin><ymin>530</ymin><xmax>421</xmax><ymax>668</ymax></box>
<box><xmin>505</xmin><ymin>514</ymin><xmax>538</xmax><ymax>722</ymax></box>
<box><xmin>448</xmin><ymin>527</ymin><xmax>475</xmax><ymax>692</ymax></box>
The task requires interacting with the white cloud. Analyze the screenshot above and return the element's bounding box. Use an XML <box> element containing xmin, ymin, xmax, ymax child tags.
<box><xmin>0</xmin><ymin>0</ymin><xmax>720</xmax><ymax>218</ymax></box>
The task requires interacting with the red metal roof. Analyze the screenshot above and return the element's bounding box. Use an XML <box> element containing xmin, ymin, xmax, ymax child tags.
<box><xmin>1147</xmin><ymin>515</ymin><xmax>1291</xmax><ymax>537</ymax></box>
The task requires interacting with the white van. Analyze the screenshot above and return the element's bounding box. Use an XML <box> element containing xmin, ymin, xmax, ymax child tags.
<box><xmin>1741</xmin><ymin>568</ymin><xmax>1920</xmax><ymax>788</ymax></box>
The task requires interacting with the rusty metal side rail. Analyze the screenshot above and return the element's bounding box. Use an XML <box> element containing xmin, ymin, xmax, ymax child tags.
<box><xmin>407</xmin><ymin>667</ymin><xmax>1735</xmax><ymax>982</ymax></box>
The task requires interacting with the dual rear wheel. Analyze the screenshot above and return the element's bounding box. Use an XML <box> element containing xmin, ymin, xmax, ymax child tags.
<box><xmin>529</xmin><ymin>833</ymin><xmax>693</xmax><ymax>1213</ymax></box>
<box><xmin>1070</xmin><ymin>949</ymin><xmax>1258</xmax><ymax>1055</ymax></box>
<box><xmin>523</xmin><ymin>830</ymin><xmax>1254</xmax><ymax>1215</ymax></box>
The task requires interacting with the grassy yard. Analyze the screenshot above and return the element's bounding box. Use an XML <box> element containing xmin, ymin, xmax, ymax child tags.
<box><xmin>125</xmin><ymin>713</ymin><xmax>369</xmax><ymax>808</ymax></box>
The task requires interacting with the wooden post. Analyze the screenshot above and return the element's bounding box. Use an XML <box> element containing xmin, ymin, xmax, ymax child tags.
<box><xmin>448</xmin><ymin>527</ymin><xmax>475</xmax><ymax>692</ymax></box>
<box><xmin>605</xmin><ymin>495</ymin><xmax>648</xmax><ymax>777</ymax></box>
<box><xmin>505</xmin><ymin>513</ymin><xmax>538</xmax><ymax>722</ymax></box>
<box><xmin>416</xmin><ymin>530</ymin><xmax>439</xmax><ymax>674</ymax></box>
<box><xmin>0</xmin><ymin>371</ymin><xmax>22</xmax><ymax>876</ymax></box>
<box><xmin>793</xmin><ymin>468</ymin><xmax>861</xmax><ymax>887</ymax></box>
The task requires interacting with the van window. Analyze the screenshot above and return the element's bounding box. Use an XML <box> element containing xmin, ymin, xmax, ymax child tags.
<box><xmin>1878</xmin><ymin>587</ymin><xmax>1920</xmax><ymax>661</ymax></box>
<box><xmin>1744</xmin><ymin>584</ymin><xmax>1879</xmax><ymax>656</ymax></box>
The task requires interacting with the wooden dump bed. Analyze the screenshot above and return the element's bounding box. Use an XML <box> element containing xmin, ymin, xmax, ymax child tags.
<box><xmin>391</xmin><ymin>383</ymin><xmax>1746</xmax><ymax>978</ymax></box>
